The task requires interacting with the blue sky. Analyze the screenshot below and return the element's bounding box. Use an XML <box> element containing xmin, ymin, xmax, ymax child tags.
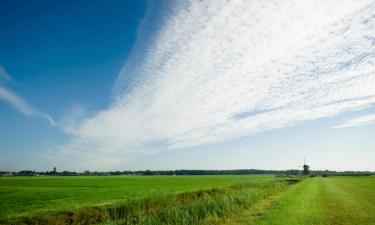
<box><xmin>0</xmin><ymin>0</ymin><xmax>374</xmax><ymax>172</ymax></box>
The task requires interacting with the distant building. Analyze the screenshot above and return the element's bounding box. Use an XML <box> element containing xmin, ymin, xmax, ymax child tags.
<box><xmin>300</xmin><ymin>158</ymin><xmax>310</xmax><ymax>175</ymax></box>
<box><xmin>303</xmin><ymin>164</ymin><xmax>310</xmax><ymax>175</ymax></box>
<box><xmin>0</xmin><ymin>171</ymin><xmax>14</xmax><ymax>177</ymax></box>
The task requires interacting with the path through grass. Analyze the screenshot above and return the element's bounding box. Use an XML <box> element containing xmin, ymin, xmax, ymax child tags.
<box><xmin>253</xmin><ymin>176</ymin><xmax>375</xmax><ymax>225</ymax></box>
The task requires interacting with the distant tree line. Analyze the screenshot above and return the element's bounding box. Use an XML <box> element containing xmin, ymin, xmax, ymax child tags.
<box><xmin>1</xmin><ymin>169</ymin><xmax>374</xmax><ymax>177</ymax></box>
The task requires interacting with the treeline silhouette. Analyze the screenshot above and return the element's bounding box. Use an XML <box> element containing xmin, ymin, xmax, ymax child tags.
<box><xmin>1</xmin><ymin>169</ymin><xmax>374</xmax><ymax>177</ymax></box>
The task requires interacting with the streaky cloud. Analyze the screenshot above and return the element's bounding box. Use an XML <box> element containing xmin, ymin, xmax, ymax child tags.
<box><xmin>0</xmin><ymin>65</ymin><xmax>54</xmax><ymax>125</ymax></box>
<box><xmin>57</xmin><ymin>0</ymin><xmax>375</xmax><ymax>170</ymax></box>
<box><xmin>333</xmin><ymin>114</ymin><xmax>375</xmax><ymax>128</ymax></box>
<box><xmin>0</xmin><ymin>86</ymin><xmax>34</xmax><ymax>116</ymax></box>
<box><xmin>0</xmin><ymin>65</ymin><xmax>12</xmax><ymax>81</ymax></box>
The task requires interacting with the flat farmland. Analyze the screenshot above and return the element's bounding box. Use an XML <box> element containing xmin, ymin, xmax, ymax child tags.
<box><xmin>0</xmin><ymin>175</ymin><xmax>277</xmax><ymax>224</ymax></box>
<box><xmin>0</xmin><ymin>175</ymin><xmax>374</xmax><ymax>225</ymax></box>
<box><xmin>224</xmin><ymin>176</ymin><xmax>375</xmax><ymax>225</ymax></box>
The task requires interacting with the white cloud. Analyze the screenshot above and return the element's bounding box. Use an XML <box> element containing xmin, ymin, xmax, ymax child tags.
<box><xmin>0</xmin><ymin>86</ymin><xmax>35</xmax><ymax>116</ymax></box>
<box><xmin>0</xmin><ymin>65</ymin><xmax>12</xmax><ymax>81</ymax></box>
<box><xmin>57</xmin><ymin>104</ymin><xmax>88</xmax><ymax>134</ymax></box>
<box><xmin>58</xmin><ymin>0</ymin><xmax>375</xmax><ymax>169</ymax></box>
<box><xmin>333</xmin><ymin>114</ymin><xmax>375</xmax><ymax>128</ymax></box>
<box><xmin>0</xmin><ymin>66</ymin><xmax>54</xmax><ymax>125</ymax></box>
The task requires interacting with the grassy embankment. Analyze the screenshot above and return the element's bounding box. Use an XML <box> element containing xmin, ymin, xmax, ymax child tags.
<box><xmin>0</xmin><ymin>175</ymin><xmax>292</xmax><ymax>224</ymax></box>
<box><xmin>224</xmin><ymin>176</ymin><xmax>375</xmax><ymax>225</ymax></box>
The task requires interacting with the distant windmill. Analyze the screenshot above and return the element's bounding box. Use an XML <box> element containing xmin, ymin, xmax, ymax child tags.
<box><xmin>299</xmin><ymin>158</ymin><xmax>310</xmax><ymax>175</ymax></box>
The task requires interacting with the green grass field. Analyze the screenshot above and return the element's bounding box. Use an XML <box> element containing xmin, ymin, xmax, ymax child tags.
<box><xmin>224</xmin><ymin>176</ymin><xmax>375</xmax><ymax>225</ymax></box>
<box><xmin>0</xmin><ymin>175</ymin><xmax>374</xmax><ymax>225</ymax></box>
<box><xmin>0</xmin><ymin>175</ymin><xmax>277</xmax><ymax>224</ymax></box>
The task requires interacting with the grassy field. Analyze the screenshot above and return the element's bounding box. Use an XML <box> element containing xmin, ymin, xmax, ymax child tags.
<box><xmin>0</xmin><ymin>175</ymin><xmax>374</xmax><ymax>225</ymax></box>
<box><xmin>224</xmin><ymin>176</ymin><xmax>375</xmax><ymax>225</ymax></box>
<box><xmin>0</xmin><ymin>175</ymin><xmax>280</xmax><ymax>224</ymax></box>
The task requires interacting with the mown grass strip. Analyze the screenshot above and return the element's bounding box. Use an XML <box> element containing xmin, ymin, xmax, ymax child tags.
<box><xmin>3</xmin><ymin>179</ymin><xmax>296</xmax><ymax>225</ymax></box>
<box><xmin>253</xmin><ymin>176</ymin><xmax>375</xmax><ymax>225</ymax></box>
<box><xmin>218</xmin><ymin>183</ymin><xmax>292</xmax><ymax>225</ymax></box>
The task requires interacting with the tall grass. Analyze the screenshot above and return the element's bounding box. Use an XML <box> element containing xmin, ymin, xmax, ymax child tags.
<box><xmin>5</xmin><ymin>179</ymin><xmax>291</xmax><ymax>225</ymax></box>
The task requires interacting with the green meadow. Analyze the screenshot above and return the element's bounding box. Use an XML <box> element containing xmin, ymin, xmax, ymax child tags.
<box><xmin>224</xmin><ymin>176</ymin><xmax>375</xmax><ymax>225</ymax></box>
<box><xmin>0</xmin><ymin>175</ymin><xmax>374</xmax><ymax>225</ymax></box>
